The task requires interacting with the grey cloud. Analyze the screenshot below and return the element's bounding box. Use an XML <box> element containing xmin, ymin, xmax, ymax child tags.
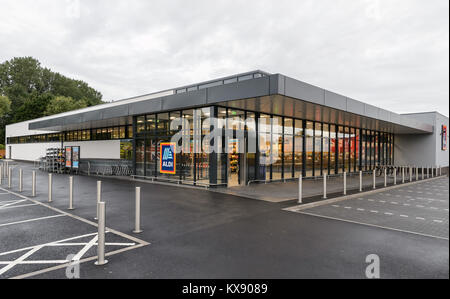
<box><xmin>0</xmin><ymin>0</ymin><xmax>448</xmax><ymax>116</ymax></box>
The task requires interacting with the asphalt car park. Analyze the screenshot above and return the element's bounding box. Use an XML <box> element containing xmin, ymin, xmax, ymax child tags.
<box><xmin>0</xmin><ymin>161</ymin><xmax>448</xmax><ymax>279</ymax></box>
<box><xmin>286</xmin><ymin>177</ymin><xmax>449</xmax><ymax>240</ymax></box>
<box><xmin>0</xmin><ymin>187</ymin><xmax>148</xmax><ymax>279</ymax></box>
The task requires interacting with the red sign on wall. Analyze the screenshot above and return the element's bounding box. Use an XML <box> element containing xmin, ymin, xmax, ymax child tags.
<box><xmin>442</xmin><ymin>125</ymin><xmax>447</xmax><ymax>151</ymax></box>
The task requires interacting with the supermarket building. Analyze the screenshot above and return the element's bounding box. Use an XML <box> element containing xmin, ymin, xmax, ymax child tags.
<box><xmin>4</xmin><ymin>71</ymin><xmax>449</xmax><ymax>187</ymax></box>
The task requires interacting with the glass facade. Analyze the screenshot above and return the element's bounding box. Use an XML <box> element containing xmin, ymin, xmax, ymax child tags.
<box><xmin>7</xmin><ymin>104</ymin><xmax>395</xmax><ymax>187</ymax></box>
<box><xmin>131</xmin><ymin>106</ymin><xmax>395</xmax><ymax>186</ymax></box>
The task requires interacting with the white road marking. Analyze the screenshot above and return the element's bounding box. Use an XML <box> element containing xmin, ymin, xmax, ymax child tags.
<box><xmin>370</xmin><ymin>210</ymin><xmax>379</xmax><ymax>213</ymax></box>
<box><xmin>0</xmin><ymin>214</ymin><xmax>65</xmax><ymax>228</ymax></box>
<box><xmin>400</xmin><ymin>215</ymin><xmax>409</xmax><ymax>218</ymax></box>
<box><xmin>0</xmin><ymin>203</ymin><xmax>38</xmax><ymax>210</ymax></box>
<box><xmin>344</xmin><ymin>207</ymin><xmax>352</xmax><ymax>209</ymax></box>
<box><xmin>433</xmin><ymin>220</ymin><xmax>444</xmax><ymax>224</ymax></box>
<box><xmin>416</xmin><ymin>217</ymin><xmax>426</xmax><ymax>221</ymax></box>
<box><xmin>357</xmin><ymin>208</ymin><xmax>365</xmax><ymax>211</ymax></box>
<box><xmin>385</xmin><ymin>212</ymin><xmax>394</xmax><ymax>216</ymax></box>
<box><xmin>295</xmin><ymin>211</ymin><xmax>449</xmax><ymax>240</ymax></box>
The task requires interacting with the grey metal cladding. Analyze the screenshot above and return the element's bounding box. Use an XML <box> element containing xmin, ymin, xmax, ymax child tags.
<box><xmin>378</xmin><ymin>109</ymin><xmax>391</xmax><ymax>122</ymax></box>
<box><xmin>29</xmin><ymin>118</ymin><xmax>62</xmax><ymax>130</ymax></box>
<box><xmin>269</xmin><ymin>74</ymin><xmax>284</xmax><ymax>95</ymax></box>
<box><xmin>101</xmin><ymin>105</ymin><xmax>129</xmax><ymax>119</ymax></box>
<box><xmin>390</xmin><ymin>112</ymin><xmax>401</xmax><ymax>124</ymax></box>
<box><xmin>364</xmin><ymin>104</ymin><xmax>379</xmax><ymax>119</ymax></box>
<box><xmin>128</xmin><ymin>98</ymin><xmax>162</xmax><ymax>116</ymax></box>
<box><xmin>162</xmin><ymin>89</ymin><xmax>207</xmax><ymax>110</ymax></box>
<box><xmin>324</xmin><ymin>91</ymin><xmax>347</xmax><ymax>110</ymax></box>
<box><xmin>346</xmin><ymin>98</ymin><xmax>365</xmax><ymax>115</ymax></box>
<box><xmin>207</xmin><ymin>76</ymin><xmax>270</xmax><ymax>104</ymax></box>
<box><xmin>83</xmin><ymin>110</ymin><xmax>103</xmax><ymax>122</ymax></box>
<box><xmin>284</xmin><ymin>77</ymin><xmax>325</xmax><ymax>105</ymax></box>
<box><xmin>64</xmin><ymin>114</ymin><xmax>83</xmax><ymax>126</ymax></box>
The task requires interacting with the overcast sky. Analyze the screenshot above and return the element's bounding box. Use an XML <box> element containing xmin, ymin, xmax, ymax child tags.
<box><xmin>1</xmin><ymin>0</ymin><xmax>448</xmax><ymax>116</ymax></box>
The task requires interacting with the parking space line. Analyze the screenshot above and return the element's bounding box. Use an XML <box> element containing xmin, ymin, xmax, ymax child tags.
<box><xmin>0</xmin><ymin>185</ymin><xmax>151</xmax><ymax>279</ymax></box>
<box><xmin>0</xmin><ymin>214</ymin><xmax>65</xmax><ymax>228</ymax></box>
<box><xmin>296</xmin><ymin>211</ymin><xmax>449</xmax><ymax>241</ymax></box>
<box><xmin>0</xmin><ymin>203</ymin><xmax>39</xmax><ymax>210</ymax></box>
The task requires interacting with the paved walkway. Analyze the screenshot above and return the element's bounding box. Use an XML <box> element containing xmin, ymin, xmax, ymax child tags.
<box><xmin>214</xmin><ymin>173</ymin><xmax>409</xmax><ymax>202</ymax></box>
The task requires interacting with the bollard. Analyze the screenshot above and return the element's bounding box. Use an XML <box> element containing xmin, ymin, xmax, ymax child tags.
<box><xmin>416</xmin><ymin>167</ymin><xmax>418</xmax><ymax>181</ymax></box>
<box><xmin>402</xmin><ymin>167</ymin><xmax>405</xmax><ymax>183</ymax></box>
<box><xmin>343</xmin><ymin>172</ymin><xmax>347</xmax><ymax>195</ymax></box>
<box><xmin>298</xmin><ymin>175</ymin><xmax>303</xmax><ymax>204</ymax></box>
<box><xmin>32</xmin><ymin>171</ymin><xmax>36</xmax><ymax>197</ymax></box>
<box><xmin>95</xmin><ymin>202</ymin><xmax>108</xmax><ymax>266</ymax></box>
<box><xmin>19</xmin><ymin>169</ymin><xmax>23</xmax><ymax>192</ymax></box>
<box><xmin>427</xmin><ymin>167</ymin><xmax>429</xmax><ymax>179</ymax></box>
<box><xmin>409</xmin><ymin>167</ymin><xmax>412</xmax><ymax>182</ymax></box>
<box><xmin>323</xmin><ymin>174</ymin><xmax>327</xmax><ymax>199</ymax></box>
<box><xmin>373</xmin><ymin>169</ymin><xmax>376</xmax><ymax>189</ymax></box>
<box><xmin>422</xmin><ymin>167</ymin><xmax>424</xmax><ymax>180</ymax></box>
<box><xmin>384</xmin><ymin>168</ymin><xmax>387</xmax><ymax>187</ymax></box>
<box><xmin>394</xmin><ymin>167</ymin><xmax>397</xmax><ymax>185</ymax></box>
<box><xmin>69</xmin><ymin>176</ymin><xmax>74</xmax><ymax>210</ymax></box>
<box><xmin>48</xmin><ymin>173</ymin><xmax>53</xmax><ymax>202</ymax></box>
<box><xmin>359</xmin><ymin>171</ymin><xmax>363</xmax><ymax>192</ymax></box>
<box><xmin>8</xmin><ymin>167</ymin><xmax>12</xmax><ymax>189</ymax></box>
<box><xmin>133</xmin><ymin>187</ymin><xmax>143</xmax><ymax>233</ymax></box>
<box><xmin>95</xmin><ymin>181</ymin><xmax>102</xmax><ymax>220</ymax></box>
<box><xmin>0</xmin><ymin>165</ymin><xmax>2</xmax><ymax>185</ymax></box>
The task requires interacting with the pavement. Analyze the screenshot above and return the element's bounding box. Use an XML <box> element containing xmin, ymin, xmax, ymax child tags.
<box><xmin>214</xmin><ymin>172</ymin><xmax>406</xmax><ymax>202</ymax></box>
<box><xmin>0</xmin><ymin>161</ymin><xmax>448</xmax><ymax>279</ymax></box>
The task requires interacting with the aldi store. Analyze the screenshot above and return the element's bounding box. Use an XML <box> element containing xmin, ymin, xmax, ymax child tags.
<box><xmin>5</xmin><ymin>71</ymin><xmax>448</xmax><ymax>187</ymax></box>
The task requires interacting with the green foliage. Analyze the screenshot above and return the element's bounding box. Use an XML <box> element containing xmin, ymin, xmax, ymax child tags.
<box><xmin>0</xmin><ymin>56</ymin><xmax>104</xmax><ymax>145</ymax></box>
<box><xmin>0</xmin><ymin>95</ymin><xmax>11</xmax><ymax>118</ymax></box>
<box><xmin>44</xmin><ymin>96</ymin><xmax>88</xmax><ymax>116</ymax></box>
<box><xmin>12</xmin><ymin>93</ymin><xmax>53</xmax><ymax>123</ymax></box>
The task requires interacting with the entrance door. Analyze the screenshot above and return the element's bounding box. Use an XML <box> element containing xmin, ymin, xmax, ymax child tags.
<box><xmin>227</xmin><ymin>138</ymin><xmax>247</xmax><ymax>187</ymax></box>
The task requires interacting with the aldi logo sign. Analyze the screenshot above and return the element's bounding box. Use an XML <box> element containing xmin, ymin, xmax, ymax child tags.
<box><xmin>160</xmin><ymin>143</ymin><xmax>176</xmax><ymax>174</ymax></box>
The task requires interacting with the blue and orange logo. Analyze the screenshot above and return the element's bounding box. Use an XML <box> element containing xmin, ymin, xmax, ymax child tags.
<box><xmin>160</xmin><ymin>142</ymin><xmax>176</xmax><ymax>174</ymax></box>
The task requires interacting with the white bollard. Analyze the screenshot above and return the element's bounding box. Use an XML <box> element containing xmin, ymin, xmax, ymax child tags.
<box><xmin>69</xmin><ymin>176</ymin><xmax>74</xmax><ymax>210</ymax></box>
<box><xmin>95</xmin><ymin>201</ymin><xmax>108</xmax><ymax>266</ymax></box>
<box><xmin>427</xmin><ymin>167</ymin><xmax>429</xmax><ymax>179</ymax></box>
<box><xmin>133</xmin><ymin>187</ymin><xmax>143</xmax><ymax>233</ymax></box>
<box><xmin>343</xmin><ymin>172</ymin><xmax>347</xmax><ymax>195</ymax></box>
<box><xmin>402</xmin><ymin>167</ymin><xmax>405</xmax><ymax>183</ymax></box>
<box><xmin>416</xmin><ymin>167</ymin><xmax>418</xmax><ymax>181</ymax></box>
<box><xmin>359</xmin><ymin>171</ymin><xmax>363</xmax><ymax>192</ymax></box>
<box><xmin>323</xmin><ymin>174</ymin><xmax>327</xmax><ymax>199</ymax></box>
<box><xmin>19</xmin><ymin>169</ymin><xmax>23</xmax><ymax>192</ymax></box>
<box><xmin>394</xmin><ymin>167</ymin><xmax>397</xmax><ymax>185</ymax></box>
<box><xmin>384</xmin><ymin>168</ymin><xmax>387</xmax><ymax>187</ymax></box>
<box><xmin>8</xmin><ymin>167</ymin><xmax>12</xmax><ymax>189</ymax></box>
<box><xmin>422</xmin><ymin>167</ymin><xmax>424</xmax><ymax>180</ymax></box>
<box><xmin>298</xmin><ymin>175</ymin><xmax>303</xmax><ymax>204</ymax></box>
<box><xmin>0</xmin><ymin>166</ymin><xmax>2</xmax><ymax>185</ymax></box>
<box><xmin>95</xmin><ymin>181</ymin><xmax>102</xmax><ymax>220</ymax></box>
<box><xmin>373</xmin><ymin>169</ymin><xmax>376</xmax><ymax>189</ymax></box>
<box><xmin>32</xmin><ymin>171</ymin><xmax>36</xmax><ymax>197</ymax></box>
<box><xmin>409</xmin><ymin>167</ymin><xmax>412</xmax><ymax>182</ymax></box>
<box><xmin>48</xmin><ymin>173</ymin><xmax>53</xmax><ymax>202</ymax></box>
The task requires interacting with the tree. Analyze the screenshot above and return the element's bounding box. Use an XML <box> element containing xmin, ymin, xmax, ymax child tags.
<box><xmin>44</xmin><ymin>96</ymin><xmax>88</xmax><ymax>116</ymax></box>
<box><xmin>0</xmin><ymin>56</ymin><xmax>104</xmax><ymax>144</ymax></box>
<box><xmin>0</xmin><ymin>96</ymin><xmax>11</xmax><ymax>118</ymax></box>
<box><xmin>12</xmin><ymin>93</ymin><xmax>53</xmax><ymax>123</ymax></box>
